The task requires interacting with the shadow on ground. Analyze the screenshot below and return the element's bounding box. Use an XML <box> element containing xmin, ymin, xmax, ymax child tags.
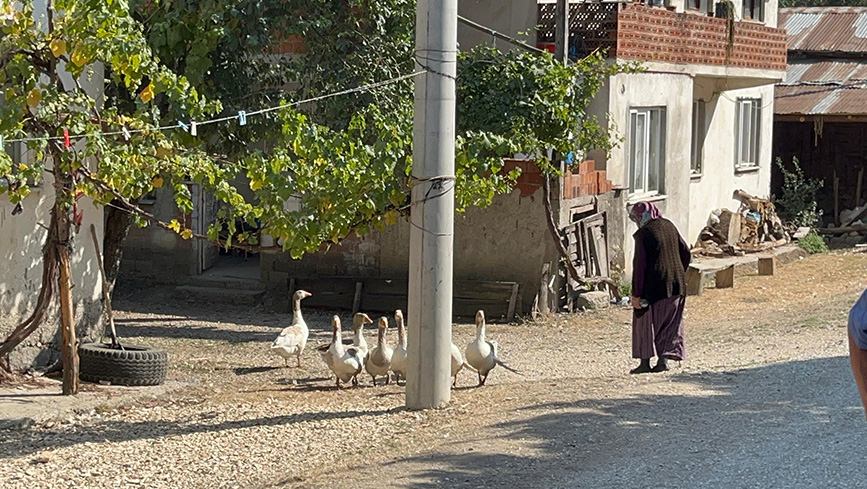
<box><xmin>0</xmin><ymin>405</ymin><xmax>402</xmax><ymax>459</ymax></box>
<box><xmin>291</xmin><ymin>356</ymin><xmax>866</xmax><ymax>489</ymax></box>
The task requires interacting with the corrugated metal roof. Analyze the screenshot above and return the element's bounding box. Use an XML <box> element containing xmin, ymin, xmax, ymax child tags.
<box><xmin>780</xmin><ymin>7</ymin><xmax>867</xmax><ymax>53</ymax></box>
<box><xmin>780</xmin><ymin>59</ymin><xmax>867</xmax><ymax>85</ymax></box>
<box><xmin>776</xmin><ymin>84</ymin><xmax>867</xmax><ymax>115</ymax></box>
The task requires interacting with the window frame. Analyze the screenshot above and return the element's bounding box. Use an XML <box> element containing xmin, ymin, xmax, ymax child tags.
<box><xmin>735</xmin><ymin>97</ymin><xmax>761</xmax><ymax>170</ymax></box>
<box><xmin>742</xmin><ymin>0</ymin><xmax>764</xmax><ymax>22</ymax></box>
<box><xmin>3</xmin><ymin>140</ymin><xmax>42</xmax><ymax>188</ymax></box>
<box><xmin>628</xmin><ymin>106</ymin><xmax>666</xmax><ymax>197</ymax></box>
<box><xmin>690</xmin><ymin>100</ymin><xmax>706</xmax><ymax>176</ymax></box>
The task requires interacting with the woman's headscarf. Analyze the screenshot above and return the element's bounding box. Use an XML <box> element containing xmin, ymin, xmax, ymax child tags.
<box><xmin>629</xmin><ymin>201</ymin><xmax>662</xmax><ymax>228</ymax></box>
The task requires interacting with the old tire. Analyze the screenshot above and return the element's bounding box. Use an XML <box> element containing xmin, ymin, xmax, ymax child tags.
<box><xmin>78</xmin><ymin>343</ymin><xmax>168</xmax><ymax>386</ymax></box>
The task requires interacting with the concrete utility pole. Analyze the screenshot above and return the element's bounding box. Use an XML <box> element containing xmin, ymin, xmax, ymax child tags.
<box><xmin>555</xmin><ymin>0</ymin><xmax>569</xmax><ymax>64</ymax></box>
<box><xmin>407</xmin><ymin>0</ymin><xmax>457</xmax><ymax>409</ymax></box>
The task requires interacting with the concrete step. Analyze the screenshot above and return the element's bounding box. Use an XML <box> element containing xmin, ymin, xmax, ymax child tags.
<box><xmin>174</xmin><ymin>285</ymin><xmax>265</xmax><ymax>306</ymax></box>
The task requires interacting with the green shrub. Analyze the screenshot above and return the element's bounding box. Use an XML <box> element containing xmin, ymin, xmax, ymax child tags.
<box><xmin>774</xmin><ymin>156</ymin><xmax>823</xmax><ymax>228</ymax></box>
<box><xmin>798</xmin><ymin>231</ymin><xmax>828</xmax><ymax>254</ymax></box>
<box><xmin>619</xmin><ymin>281</ymin><xmax>632</xmax><ymax>299</ymax></box>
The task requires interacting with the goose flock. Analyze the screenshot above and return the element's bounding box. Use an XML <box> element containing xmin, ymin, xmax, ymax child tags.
<box><xmin>270</xmin><ymin>290</ymin><xmax>521</xmax><ymax>388</ymax></box>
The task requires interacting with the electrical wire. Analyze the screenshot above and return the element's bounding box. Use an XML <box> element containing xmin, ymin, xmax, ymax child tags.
<box><xmin>3</xmin><ymin>71</ymin><xmax>426</xmax><ymax>144</ymax></box>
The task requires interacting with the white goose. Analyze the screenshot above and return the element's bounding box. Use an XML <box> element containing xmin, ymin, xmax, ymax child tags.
<box><xmin>390</xmin><ymin>310</ymin><xmax>408</xmax><ymax>384</ymax></box>
<box><xmin>464</xmin><ymin>310</ymin><xmax>520</xmax><ymax>386</ymax></box>
<box><xmin>351</xmin><ymin>312</ymin><xmax>372</xmax><ymax>368</ymax></box>
<box><xmin>450</xmin><ymin>342</ymin><xmax>477</xmax><ymax>388</ymax></box>
<box><xmin>366</xmin><ymin>317</ymin><xmax>394</xmax><ymax>386</ymax></box>
<box><xmin>325</xmin><ymin>315</ymin><xmax>364</xmax><ymax>388</ymax></box>
<box><xmin>317</xmin><ymin>313</ymin><xmax>371</xmax><ymax>375</ymax></box>
<box><xmin>270</xmin><ymin>290</ymin><xmax>312</xmax><ymax>367</ymax></box>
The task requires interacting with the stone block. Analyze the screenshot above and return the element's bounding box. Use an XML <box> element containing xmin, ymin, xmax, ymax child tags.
<box><xmin>575</xmin><ymin>290</ymin><xmax>610</xmax><ymax>310</ymax></box>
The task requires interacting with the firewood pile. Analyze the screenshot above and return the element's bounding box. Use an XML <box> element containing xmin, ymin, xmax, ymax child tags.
<box><xmin>693</xmin><ymin>190</ymin><xmax>790</xmax><ymax>257</ymax></box>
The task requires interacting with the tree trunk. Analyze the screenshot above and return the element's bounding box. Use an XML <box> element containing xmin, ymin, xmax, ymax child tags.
<box><xmin>54</xmin><ymin>169</ymin><xmax>78</xmax><ymax>395</ymax></box>
<box><xmin>103</xmin><ymin>199</ymin><xmax>135</xmax><ymax>297</ymax></box>
<box><xmin>542</xmin><ymin>175</ymin><xmax>583</xmax><ymax>284</ymax></box>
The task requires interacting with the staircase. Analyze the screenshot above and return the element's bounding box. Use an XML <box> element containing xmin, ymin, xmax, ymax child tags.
<box><xmin>174</xmin><ymin>257</ymin><xmax>265</xmax><ymax>306</ymax></box>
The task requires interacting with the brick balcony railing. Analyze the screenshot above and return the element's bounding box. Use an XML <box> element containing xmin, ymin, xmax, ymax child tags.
<box><xmin>538</xmin><ymin>2</ymin><xmax>787</xmax><ymax>72</ymax></box>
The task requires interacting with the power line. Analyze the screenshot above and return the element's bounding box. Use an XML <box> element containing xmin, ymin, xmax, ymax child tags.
<box><xmin>2</xmin><ymin>71</ymin><xmax>425</xmax><ymax>144</ymax></box>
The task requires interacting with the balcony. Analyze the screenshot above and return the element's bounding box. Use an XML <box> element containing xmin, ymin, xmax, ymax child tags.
<box><xmin>537</xmin><ymin>1</ymin><xmax>787</xmax><ymax>74</ymax></box>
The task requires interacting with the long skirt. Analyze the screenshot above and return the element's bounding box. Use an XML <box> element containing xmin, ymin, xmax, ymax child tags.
<box><xmin>632</xmin><ymin>295</ymin><xmax>686</xmax><ymax>360</ymax></box>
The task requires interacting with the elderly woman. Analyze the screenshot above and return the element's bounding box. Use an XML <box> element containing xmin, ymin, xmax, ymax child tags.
<box><xmin>849</xmin><ymin>290</ymin><xmax>867</xmax><ymax>420</ymax></box>
<box><xmin>629</xmin><ymin>201</ymin><xmax>691</xmax><ymax>374</ymax></box>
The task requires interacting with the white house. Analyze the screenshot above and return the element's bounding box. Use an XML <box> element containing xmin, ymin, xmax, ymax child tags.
<box><xmin>536</xmin><ymin>0</ymin><xmax>787</xmax><ymax>268</ymax></box>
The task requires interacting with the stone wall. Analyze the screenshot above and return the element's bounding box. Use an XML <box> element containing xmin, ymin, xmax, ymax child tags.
<box><xmin>119</xmin><ymin>186</ymin><xmax>199</xmax><ymax>282</ymax></box>
<box><xmin>263</xmin><ymin>185</ymin><xmax>560</xmax><ymax>315</ymax></box>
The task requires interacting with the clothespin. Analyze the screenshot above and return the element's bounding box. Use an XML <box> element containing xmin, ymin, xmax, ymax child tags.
<box><xmin>63</xmin><ymin>129</ymin><xmax>70</xmax><ymax>148</ymax></box>
<box><xmin>177</xmin><ymin>121</ymin><xmax>190</xmax><ymax>132</ymax></box>
<box><xmin>238</xmin><ymin>110</ymin><xmax>247</xmax><ymax>126</ymax></box>
<box><xmin>190</xmin><ymin>121</ymin><xmax>197</xmax><ymax>137</ymax></box>
<box><xmin>122</xmin><ymin>126</ymin><xmax>131</xmax><ymax>141</ymax></box>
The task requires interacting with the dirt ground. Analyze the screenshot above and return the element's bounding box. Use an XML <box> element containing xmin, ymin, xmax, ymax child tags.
<box><xmin>1</xmin><ymin>251</ymin><xmax>866</xmax><ymax>488</ymax></box>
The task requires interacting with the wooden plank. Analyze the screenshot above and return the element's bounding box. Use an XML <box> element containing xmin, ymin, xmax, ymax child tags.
<box><xmin>454</xmin><ymin>298</ymin><xmax>509</xmax><ymax>319</ymax></box>
<box><xmin>857</xmin><ymin>166</ymin><xmax>864</xmax><ymax>208</ymax></box>
<box><xmin>685</xmin><ymin>267</ymin><xmax>705</xmax><ymax>296</ymax></box>
<box><xmin>362</xmin><ymin>278</ymin><xmax>408</xmax><ymax>295</ymax></box>
<box><xmin>506</xmin><ymin>283</ymin><xmax>519</xmax><ymax>321</ymax></box>
<box><xmin>757</xmin><ymin>257</ymin><xmax>776</xmax><ymax>276</ymax></box>
<box><xmin>535</xmin><ymin>262</ymin><xmax>551</xmax><ymax>317</ymax></box>
<box><xmin>589</xmin><ymin>224</ymin><xmax>609</xmax><ymax>277</ymax></box>
<box><xmin>834</xmin><ymin>167</ymin><xmax>840</xmax><ymax>226</ymax></box>
<box><xmin>351</xmin><ymin>281</ymin><xmax>363</xmax><ymax>314</ymax></box>
<box><xmin>715</xmin><ymin>266</ymin><xmax>735</xmax><ymax>289</ymax></box>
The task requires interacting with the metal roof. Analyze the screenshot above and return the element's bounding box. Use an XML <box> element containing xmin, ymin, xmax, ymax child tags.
<box><xmin>780</xmin><ymin>59</ymin><xmax>867</xmax><ymax>85</ymax></box>
<box><xmin>776</xmin><ymin>84</ymin><xmax>867</xmax><ymax>115</ymax></box>
<box><xmin>780</xmin><ymin>7</ymin><xmax>867</xmax><ymax>53</ymax></box>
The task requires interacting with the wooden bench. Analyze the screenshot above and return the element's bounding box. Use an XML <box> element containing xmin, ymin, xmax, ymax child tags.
<box><xmin>289</xmin><ymin>277</ymin><xmax>521</xmax><ymax>321</ymax></box>
<box><xmin>685</xmin><ymin>264</ymin><xmax>735</xmax><ymax>296</ymax></box>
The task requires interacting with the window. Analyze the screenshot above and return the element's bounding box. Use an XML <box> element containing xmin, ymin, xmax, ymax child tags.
<box><xmin>628</xmin><ymin>107</ymin><xmax>666</xmax><ymax>196</ymax></box>
<box><xmin>691</xmin><ymin>100</ymin><xmax>706</xmax><ymax>175</ymax></box>
<box><xmin>687</xmin><ymin>0</ymin><xmax>701</xmax><ymax>10</ymax></box>
<box><xmin>735</xmin><ymin>98</ymin><xmax>761</xmax><ymax>169</ymax></box>
<box><xmin>2</xmin><ymin>140</ymin><xmax>41</xmax><ymax>187</ymax></box>
<box><xmin>743</xmin><ymin>0</ymin><xmax>764</xmax><ymax>21</ymax></box>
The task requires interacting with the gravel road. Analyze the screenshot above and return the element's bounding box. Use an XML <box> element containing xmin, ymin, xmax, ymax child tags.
<box><xmin>1</xmin><ymin>251</ymin><xmax>866</xmax><ymax>488</ymax></box>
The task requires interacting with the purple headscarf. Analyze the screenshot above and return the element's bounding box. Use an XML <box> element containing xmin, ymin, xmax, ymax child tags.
<box><xmin>629</xmin><ymin>201</ymin><xmax>662</xmax><ymax>227</ymax></box>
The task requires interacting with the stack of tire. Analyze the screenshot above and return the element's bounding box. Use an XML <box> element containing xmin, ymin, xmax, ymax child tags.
<box><xmin>78</xmin><ymin>343</ymin><xmax>168</xmax><ymax>386</ymax></box>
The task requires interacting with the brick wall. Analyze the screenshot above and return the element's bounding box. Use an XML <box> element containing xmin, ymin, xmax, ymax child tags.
<box><xmin>616</xmin><ymin>4</ymin><xmax>787</xmax><ymax>71</ymax></box>
<box><xmin>502</xmin><ymin>159</ymin><xmax>613</xmax><ymax>199</ymax></box>
<box><xmin>538</xmin><ymin>3</ymin><xmax>787</xmax><ymax>72</ymax></box>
